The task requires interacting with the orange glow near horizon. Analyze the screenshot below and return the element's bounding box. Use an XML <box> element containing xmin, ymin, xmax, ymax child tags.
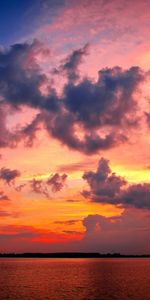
<box><xmin>0</xmin><ymin>0</ymin><xmax>150</xmax><ymax>254</ymax></box>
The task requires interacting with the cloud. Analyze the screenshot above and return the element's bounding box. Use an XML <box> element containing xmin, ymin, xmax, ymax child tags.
<box><xmin>57</xmin><ymin>159</ymin><xmax>95</xmax><ymax>173</ymax></box>
<box><xmin>0</xmin><ymin>168</ymin><xmax>21</xmax><ymax>185</ymax></box>
<box><xmin>64</xmin><ymin>66</ymin><xmax>143</xmax><ymax>129</ymax></box>
<box><xmin>54</xmin><ymin>44</ymin><xmax>89</xmax><ymax>82</ymax></box>
<box><xmin>20</xmin><ymin>113</ymin><xmax>42</xmax><ymax>147</ymax></box>
<box><xmin>0</xmin><ymin>103</ymin><xmax>18</xmax><ymax>148</ymax></box>
<box><xmin>0</xmin><ymin>224</ymin><xmax>82</xmax><ymax>252</ymax></box>
<box><xmin>0</xmin><ymin>225</ymin><xmax>40</xmax><ymax>240</ymax></box>
<box><xmin>82</xmin><ymin>209</ymin><xmax>150</xmax><ymax>254</ymax></box>
<box><xmin>47</xmin><ymin>173</ymin><xmax>67</xmax><ymax>192</ymax></box>
<box><xmin>46</xmin><ymin>64</ymin><xmax>143</xmax><ymax>154</ymax></box>
<box><xmin>0</xmin><ymin>39</ymin><xmax>47</xmax><ymax>108</ymax></box>
<box><xmin>54</xmin><ymin>219</ymin><xmax>80</xmax><ymax>225</ymax></box>
<box><xmin>30</xmin><ymin>178</ymin><xmax>49</xmax><ymax>198</ymax></box>
<box><xmin>122</xmin><ymin>184</ymin><xmax>150</xmax><ymax>209</ymax></box>
<box><xmin>82</xmin><ymin>157</ymin><xmax>126</xmax><ymax>203</ymax></box>
<box><xmin>145</xmin><ymin>112</ymin><xmax>150</xmax><ymax>127</ymax></box>
<box><xmin>82</xmin><ymin>158</ymin><xmax>150</xmax><ymax>209</ymax></box>
<box><xmin>0</xmin><ymin>40</ymin><xmax>146</xmax><ymax>154</ymax></box>
<box><xmin>15</xmin><ymin>184</ymin><xmax>26</xmax><ymax>192</ymax></box>
<box><xmin>30</xmin><ymin>173</ymin><xmax>67</xmax><ymax>197</ymax></box>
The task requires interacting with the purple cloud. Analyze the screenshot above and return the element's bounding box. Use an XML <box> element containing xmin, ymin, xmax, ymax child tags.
<box><xmin>30</xmin><ymin>178</ymin><xmax>49</xmax><ymax>198</ymax></box>
<box><xmin>0</xmin><ymin>41</ymin><xmax>146</xmax><ymax>154</ymax></box>
<box><xmin>82</xmin><ymin>158</ymin><xmax>150</xmax><ymax>209</ymax></box>
<box><xmin>47</xmin><ymin>173</ymin><xmax>67</xmax><ymax>192</ymax></box>
<box><xmin>0</xmin><ymin>168</ymin><xmax>21</xmax><ymax>185</ymax></box>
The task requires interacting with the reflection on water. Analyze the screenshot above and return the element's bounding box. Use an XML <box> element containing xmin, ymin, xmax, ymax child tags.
<box><xmin>0</xmin><ymin>258</ymin><xmax>150</xmax><ymax>300</ymax></box>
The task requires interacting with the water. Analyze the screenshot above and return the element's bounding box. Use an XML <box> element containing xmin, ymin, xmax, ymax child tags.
<box><xmin>0</xmin><ymin>258</ymin><xmax>150</xmax><ymax>300</ymax></box>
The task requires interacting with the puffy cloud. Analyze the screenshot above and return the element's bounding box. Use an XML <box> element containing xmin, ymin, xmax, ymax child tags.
<box><xmin>46</xmin><ymin>64</ymin><xmax>143</xmax><ymax>154</ymax></box>
<box><xmin>30</xmin><ymin>178</ymin><xmax>49</xmax><ymax>198</ymax></box>
<box><xmin>122</xmin><ymin>184</ymin><xmax>150</xmax><ymax>209</ymax></box>
<box><xmin>64</xmin><ymin>66</ymin><xmax>143</xmax><ymax>129</ymax></box>
<box><xmin>82</xmin><ymin>158</ymin><xmax>150</xmax><ymax>209</ymax></box>
<box><xmin>0</xmin><ymin>40</ymin><xmax>47</xmax><ymax>108</ymax></box>
<box><xmin>46</xmin><ymin>112</ymin><xmax>125</xmax><ymax>154</ymax></box>
<box><xmin>0</xmin><ymin>167</ymin><xmax>21</xmax><ymax>185</ymax></box>
<box><xmin>30</xmin><ymin>173</ymin><xmax>67</xmax><ymax>197</ymax></box>
<box><xmin>0</xmin><ymin>41</ymin><xmax>146</xmax><ymax>154</ymax></box>
<box><xmin>82</xmin><ymin>157</ymin><xmax>126</xmax><ymax>203</ymax></box>
<box><xmin>47</xmin><ymin>173</ymin><xmax>67</xmax><ymax>192</ymax></box>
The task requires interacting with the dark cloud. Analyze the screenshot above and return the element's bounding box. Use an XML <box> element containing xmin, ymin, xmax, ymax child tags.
<box><xmin>20</xmin><ymin>113</ymin><xmax>42</xmax><ymax>147</ymax></box>
<box><xmin>145</xmin><ymin>112</ymin><xmax>150</xmax><ymax>127</ymax></box>
<box><xmin>15</xmin><ymin>184</ymin><xmax>26</xmax><ymax>192</ymax></box>
<box><xmin>0</xmin><ymin>41</ymin><xmax>146</xmax><ymax>154</ymax></box>
<box><xmin>54</xmin><ymin>44</ymin><xmax>89</xmax><ymax>82</ymax></box>
<box><xmin>34</xmin><ymin>62</ymin><xmax>145</xmax><ymax>154</ymax></box>
<box><xmin>0</xmin><ymin>103</ymin><xmax>18</xmax><ymax>148</ymax></box>
<box><xmin>30</xmin><ymin>173</ymin><xmax>67</xmax><ymax>197</ymax></box>
<box><xmin>82</xmin><ymin>157</ymin><xmax>126</xmax><ymax>203</ymax></box>
<box><xmin>30</xmin><ymin>178</ymin><xmax>49</xmax><ymax>198</ymax></box>
<box><xmin>82</xmin><ymin>158</ymin><xmax>150</xmax><ymax>209</ymax></box>
<box><xmin>122</xmin><ymin>184</ymin><xmax>150</xmax><ymax>209</ymax></box>
<box><xmin>64</xmin><ymin>66</ymin><xmax>143</xmax><ymax>129</ymax></box>
<box><xmin>0</xmin><ymin>167</ymin><xmax>21</xmax><ymax>185</ymax></box>
<box><xmin>45</xmin><ymin>110</ymin><xmax>127</xmax><ymax>154</ymax></box>
<box><xmin>45</xmin><ymin>64</ymin><xmax>143</xmax><ymax>154</ymax></box>
<box><xmin>0</xmin><ymin>40</ymin><xmax>47</xmax><ymax>108</ymax></box>
<box><xmin>47</xmin><ymin>173</ymin><xmax>67</xmax><ymax>192</ymax></box>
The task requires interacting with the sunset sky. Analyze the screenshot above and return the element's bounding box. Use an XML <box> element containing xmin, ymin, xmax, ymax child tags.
<box><xmin>0</xmin><ymin>0</ymin><xmax>150</xmax><ymax>254</ymax></box>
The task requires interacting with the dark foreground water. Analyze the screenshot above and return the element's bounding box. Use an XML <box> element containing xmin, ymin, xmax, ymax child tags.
<box><xmin>0</xmin><ymin>258</ymin><xmax>150</xmax><ymax>300</ymax></box>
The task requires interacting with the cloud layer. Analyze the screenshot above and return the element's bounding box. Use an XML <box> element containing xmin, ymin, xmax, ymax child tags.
<box><xmin>82</xmin><ymin>209</ymin><xmax>150</xmax><ymax>254</ymax></box>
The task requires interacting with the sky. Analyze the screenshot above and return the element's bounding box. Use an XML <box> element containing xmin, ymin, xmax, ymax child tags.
<box><xmin>0</xmin><ymin>0</ymin><xmax>150</xmax><ymax>254</ymax></box>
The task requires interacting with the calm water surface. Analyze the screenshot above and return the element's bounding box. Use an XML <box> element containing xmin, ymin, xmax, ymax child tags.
<box><xmin>0</xmin><ymin>258</ymin><xmax>150</xmax><ymax>300</ymax></box>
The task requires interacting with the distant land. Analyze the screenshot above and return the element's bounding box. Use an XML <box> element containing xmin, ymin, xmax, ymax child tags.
<box><xmin>0</xmin><ymin>253</ymin><xmax>150</xmax><ymax>258</ymax></box>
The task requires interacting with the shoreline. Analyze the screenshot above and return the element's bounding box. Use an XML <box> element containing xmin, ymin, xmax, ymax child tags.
<box><xmin>0</xmin><ymin>253</ymin><xmax>150</xmax><ymax>258</ymax></box>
